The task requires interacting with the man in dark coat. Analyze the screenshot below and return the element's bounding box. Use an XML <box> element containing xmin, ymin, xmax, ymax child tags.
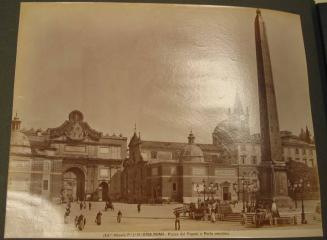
<box><xmin>76</xmin><ymin>214</ymin><xmax>86</xmax><ymax>231</ymax></box>
<box><xmin>117</xmin><ymin>210</ymin><xmax>122</xmax><ymax>223</ymax></box>
<box><xmin>137</xmin><ymin>203</ymin><xmax>141</xmax><ymax>213</ymax></box>
<box><xmin>95</xmin><ymin>211</ymin><xmax>102</xmax><ymax>225</ymax></box>
<box><xmin>89</xmin><ymin>202</ymin><xmax>92</xmax><ymax>211</ymax></box>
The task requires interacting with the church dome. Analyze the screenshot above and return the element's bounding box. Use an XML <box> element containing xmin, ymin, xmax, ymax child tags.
<box><xmin>10</xmin><ymin>131</ymin><xmax>32</xmax><ymax>154</ymax></box>
<box><xmin>181</xmin><ymin>132</ymin><xmax>204</xmax><ymax>163</ymax></box>
<box><xmin>213</xmin><ymin>119</ymin><xmax>230</xmax><ymax>134</ymax></box>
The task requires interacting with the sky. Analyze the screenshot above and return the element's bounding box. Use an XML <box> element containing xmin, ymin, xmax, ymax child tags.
<box><xmin>12</xmin><ymin>3</ymin><xmax>313</xmax><ymax>143</ymax></box>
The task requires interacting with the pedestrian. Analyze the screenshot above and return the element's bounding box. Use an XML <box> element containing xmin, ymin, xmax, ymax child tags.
<box><xmin>64</xmin><ymin>208</ymin><xmax>70</xmax><ymax>224</ymax></box>
<box><xmin>271</xmin><ymin>200</ymin><xmax>279</xmax><ymax>224</ymax></box>
<box><xmin>174</xmin><ymin>211</ymin><xmax>180</xmax><ymax>230</ymax></box>
<box><xmin>117</xmin><ymin>210</ymin><xmax>122</xmax><ymax>223</ymax></box>
<box><xmin>80</xmin><ymin>202</ymin><xmax>83</xmax><ymax>211</ymax></box>
<box><xmin>76</xmin><ymin>214</ymin><xmax>86</xmax><ymax>231</ymax></box>
<box><xmin>271</xmin><ymin>201</ymin><xmax>278</xmax><ymax>216</ymax></box>
<box><xmin>66</xmin><ymin>207</ymin><xmax>71</xmax><ymax>216</ymax></box>
<box><xmin>137</xmin><ymin>203</ymin><xmax>141</xmax><ymax>213</ymax></box>
<box><xmin>95</xmin><ymin>211</ymin><xmax>102</xmax><ymax>226</ymax></box>
<box><xmin>83</xmin><ymin>201</ymin><xmax>86</xmax><ymax>209</ymax></box>
<box><xmin>89</xmin><ymin>202</ymin><xmax>92</xmax><ymax>211</ymax></box>
<box><xmin>211</xmin><ymin>208</ymin><xmax>216</xmax><ymax>223</ymax></box>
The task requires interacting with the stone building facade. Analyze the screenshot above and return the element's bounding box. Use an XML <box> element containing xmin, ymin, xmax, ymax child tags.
<box><xmin>121</xmin><ymin>131</ymin><xmax>238</xmax><ymax>204</ymax></box>
<box><xmin>8</xmin><ymin>110</ymin><xmax>127</xmax><ymax>202</ymax></box>
<box><xmin>7</xmin><ymin>115</ymin><xmax>33</xmax><ymax>192</ymax></box>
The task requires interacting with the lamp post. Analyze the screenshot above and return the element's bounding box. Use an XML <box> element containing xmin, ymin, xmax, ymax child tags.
<box><xmin>241</xmin><ymin>176</ymin><xmax>245</xmax><ymax>211</ymax></box>
<box><xmin>289</xmin><ymin>178</ymin><xmax>310</xmax><ymax>224</ymax></box>
<box><xmin>195</xmin><ymin>183</ymin><xmax>200</xmax><ymax>202</ymax></box>
<box><xmin>288</xmin><ymin>180</ymin><xmax>298</xmax><ymax>208</ymax></box>
<box><xmin>202</xmin><ymin>179</ymin><xmax>206</xmax><ymax>202</ymax></box>
<box><xmin>237</xmin><ymin>163</ymin><xmax>240</xmax><ymax>200</ymax></box>
<box><xmin>248</xmin><ymin>182</ymin><xmax>258</xmax><ymax>211</ymax></box>
<box><xmin>207</xmin><ymin>182</ymin><xmax>219</xmax><ymax>200</ymax></box>
<box><xmin>233</xmin><ymin>182</ymin><xmax>238</xmax><ymax>200</ymax></box>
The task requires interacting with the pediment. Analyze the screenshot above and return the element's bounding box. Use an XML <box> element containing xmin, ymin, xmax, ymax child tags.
<box><xmin>48</xmin><ymin>110</ymin><xmax>102</xmax><ymax>142</ymax></box>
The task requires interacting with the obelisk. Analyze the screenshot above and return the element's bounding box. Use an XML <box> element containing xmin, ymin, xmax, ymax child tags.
<box><xmin>255</xmin><ymin>9</ymin><xmax>290</xmax><ymax>207</ymax></box>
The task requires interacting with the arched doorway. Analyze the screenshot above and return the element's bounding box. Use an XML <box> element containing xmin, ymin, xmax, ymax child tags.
<box><xmin>221</xmin><ymin>181</ymin><xmax>231</xmax><ymax>201</ymax></box>
<box><xmin>63</xmin><ymin>167</ymin><xmax>85</xmax><ymax>201</ymax></box>
<box><xmin>99</xmin><ymin>182</ymin><xmax>109</xmax><ymax>201</ymax></box>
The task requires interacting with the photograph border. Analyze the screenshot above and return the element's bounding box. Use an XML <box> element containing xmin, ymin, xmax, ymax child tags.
<box><xmin>0</xmin><ymin>0</ymin><xmax>326</xmax><ymax>239</ymax></box>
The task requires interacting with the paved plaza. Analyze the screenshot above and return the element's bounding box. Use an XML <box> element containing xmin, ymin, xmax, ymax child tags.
<box><xmin>4</xmin><ymin>192</ymin><xmax>323</xmax><ymax>238</ymax></box>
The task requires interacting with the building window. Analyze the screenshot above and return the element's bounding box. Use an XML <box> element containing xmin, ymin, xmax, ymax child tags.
<box><xmin>302</xmin><ymin>149</ymin><xmax>306</xmax><ymax>155</ymax></box>
<box><xmin>288</xmin><ymin>157</ymin><xmax>292</xmax><ymax>161</ymax></box>
<box><xmin>151</xmin><ymin>151</ymin><xmax>157</xmax><ymax>159</ymax></box>
<box><xmin>295</xmin><ymin>148</ymin><xmax>299</xmax><ymax>154</ymax></box>
<box><xmin>43</xmin><ymin>180</ymin><xmax>48</xmax><ymax>191</ymax></box>
<box><xmin>172</xmin><ymin>183</ymin><xmax>177</xmax><ymax>192</ymax></box>
<box><xmin>251</xmin><ymin>156</ymin><xmax>257</xmax><ymax>165</ymax></box>
<box><xmin>240</xmin><ymin>155</ymin><xmax>246</xmax><ymax>164</ymax></box>
<box><xmin>310</xmin><ymin>150</ymin><xmax>313</xmax><ymax>156</ymax></box>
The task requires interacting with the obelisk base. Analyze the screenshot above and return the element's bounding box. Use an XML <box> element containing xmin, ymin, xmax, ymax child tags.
<box><xmin>257</xmin><ymin>162</ymin><xmax>293</xmax><ymax>209</ymax></box>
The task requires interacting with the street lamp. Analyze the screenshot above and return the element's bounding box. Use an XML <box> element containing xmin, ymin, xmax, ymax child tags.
<box><xmin>209</xmin><ymin>182</ymin><xmax>213</xmax><ymax>200</ymax></box>
<box><xmin>248</xmin><ymin>182</ymin><xmax>258</xmax><ymax>210</ymax></box>
<box><xmin>207</xmin><ymin>182</ymin><xmax>219</xmax><ymax>200</ymax></box>
<box><xmin>288</xmin><ymin>178</ymin><xmax>310</xmax><ymax>224</ymax></box>
<box><xmin>195</xmin><ymin>183</ymin><xmax>200</xmax><ymax>202</ymax></box>
<box><xmin>241</xmin><ymin>176</ymin><xmax>245</xmax><ymax>212</ymax></box>
<box><xmin>233</xmin><ymin>182</ymin><xmax>238</xmax><ymax>200</ymax></box>
<box><xmin>202</xmin><ymin>179</ymin><xmax>206</xmax><ymax>202</ymax></box>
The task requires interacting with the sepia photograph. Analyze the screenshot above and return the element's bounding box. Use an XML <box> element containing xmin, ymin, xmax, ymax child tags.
<box><xmin>4</xmin><ymin>2</ymin><xmax>323</xmax><ymax>238</ymax></box>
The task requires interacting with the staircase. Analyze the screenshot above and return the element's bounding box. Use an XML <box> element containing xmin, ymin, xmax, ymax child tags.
<box><xmin>223</xmin><ymin>213</ymin><xmax>242</xmax><ymax>222</ymax></box>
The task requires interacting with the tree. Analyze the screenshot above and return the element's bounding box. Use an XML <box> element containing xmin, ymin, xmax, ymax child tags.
<box><xmin>286</xmin><ymin>160</ymin><xmax>319</xmax><ymax>191</ymax></box>
<box><xmin>305</xmin><ymin>126</ymin><xmax>312</xmax><ymax>144</ymax></box>
<box><xmin>299</xmin><ymin>128</ymin><xmax>305</xmax><ymax>141</ymax></box>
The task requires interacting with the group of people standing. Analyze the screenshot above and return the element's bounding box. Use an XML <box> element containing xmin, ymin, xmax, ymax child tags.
<box><xmin>63</xmin><ymin>199</ymin><xmax>124</xmax><ymax>231</ymax></box>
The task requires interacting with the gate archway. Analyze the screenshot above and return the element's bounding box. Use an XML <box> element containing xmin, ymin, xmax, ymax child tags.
<box><xmin>63</xmin><ymin>167</ymin><xmax>86</xmax><ymax>201</ymax></box>
<box><xmin>99</xmin><ymin>182</ymin><xmax>109</xmax><ymax>201</ymax></box>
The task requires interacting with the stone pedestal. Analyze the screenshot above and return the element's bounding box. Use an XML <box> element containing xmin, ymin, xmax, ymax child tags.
<box><xmin>258</xmin><ymin>162</ymin><xmax>292</xmax><ymax>208</ymax></box>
